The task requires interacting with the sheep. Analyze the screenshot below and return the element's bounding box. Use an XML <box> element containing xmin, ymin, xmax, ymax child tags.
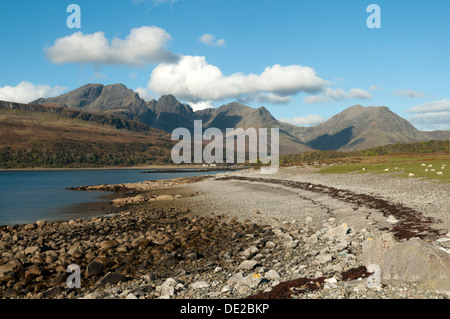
<box><xmin>431</xmin><ymin>169</ymin><xmax>436</xmax><ymax>172</ymax></box>
<box><xmin>437</xmin><ymin>172</ymin><xmax>444</xmax><ymax>176</ymax></box>
<box><xmin>408</xmin><ymin>173</ymin><xmax>415</xmax><ymax>177</ymax></box>
<box><xmin>385</xmin><ymin>169</ymin><xmax>389</xmax><ymax>172</ymax></box>
<box><xmin>428</xmin><ymin>165</ymin><xmax>433</xmax><ymax>168</ymax></box>
<box><xmin>421</xmin><ymin>164</ymin><xmax>426</xmax><ymax>167</ymax></box>
<box><xmin>425</xmin><ymin>169</ymin><xmax>429</xmax><ymax>172</ymax></box>
<box><xmin>362</xmin><ymin>168</ymin><xmax>366</xmax><ymax>171</ymax></box>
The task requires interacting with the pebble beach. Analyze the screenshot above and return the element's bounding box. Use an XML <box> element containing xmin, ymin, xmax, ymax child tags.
<box><xmin>1</xmin><ymin>167</ymin><xmax>449</xmax><ymax>299</ymax></box>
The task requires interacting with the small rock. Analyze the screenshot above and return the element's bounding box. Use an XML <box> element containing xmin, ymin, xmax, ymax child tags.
<box><xmin>386</xmin><ymin>215</ymin><xmax>399</xmax><ymax>224</ymax></box>
<box><xmin>190</xmin><ymin>281</ymin><xmax>210</xmax><ymax>289</ymax></box>
<box><xmin>98</xmin><ymin>272</ymin><xmax>125</xmax><ymax>285</ymax></box>
<box><xmin>238</xmin><ymin>260</ymin><xmax>259</xmax><ymax>270</ymax></box>
<box><xmin>85</xmin><ymin>261</ymin><xmax>104</xmax><ymax>278</ymax></box>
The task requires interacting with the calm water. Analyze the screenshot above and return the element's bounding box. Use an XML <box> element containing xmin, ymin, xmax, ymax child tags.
<box><xmin>0</xmin><ymin>169</ymin><xmax>222</xmax><ymax>226</ymax></box>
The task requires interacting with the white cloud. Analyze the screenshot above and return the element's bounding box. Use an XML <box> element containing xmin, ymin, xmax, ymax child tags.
<box><xmin>189</xmin><ymin>101</ymin><xmax>216</xmax><ymax>111</ymax></box>
<box><xmin>394</xmin><ymin>89</ymin><xmax>426</xmax><ymax>98</ymax></box>
<box><xmin>0</xmin><ymin>81</ymin><xmax>67</xmax><ymax>103</ymax></box>
<box><xmin>45</xmin><ymin>26</ymin><xmax>178</xmax><ymax>67</ymax></box>
<box><xmin>93</xmin><ymin>72</ymin><xmax>107</xmax><ymax>79</ymax></box>
<box><xmin>134</xmin><ymin>87</ymin><xmax>153</xmax><ymax>101</ymax></box>
<box><xmin>370</xmin><ymin>85</ymin><xmax>383</xmax><ymax>91</ymax></box>
<box><xmin>279</xmin><ymin>114</ymin><xmax>325</xmax><ymax>126</ymax></box>
<box><xmin>406</xmin><ymin>99</ymin><xmax>450</xmax><ymax>130</ymax></box>
<box><xmin>148</xmin><ymin>55</ymin><xmax>327</xmax><ymax>105</ymax></box>
<box><xmin>407</xmin><ymin>99</ymin><xmax>450</xmax><ymax>113</ymax></box>
<box><xmin>199</xmin><ymin>34</ymin><xmax>226</xmax><ymax>47</ymax></box>
<box><xmin>304</xmin><ymin>87</ymin><xmax>372</xmax><ymax>104</ymax></box>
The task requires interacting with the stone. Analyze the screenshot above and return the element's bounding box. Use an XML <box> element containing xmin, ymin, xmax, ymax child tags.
<box><xmin>236</xmin><ymin>284</ymin><xmax>253</xmax><ymax>295</ymax></box>
<box><xmin>381</xmin><ymin>238</ymin><xmax>450</xmax><ymax>294</ymax></box>
<box><xmin>238</xmin><ymin>260</ymin><xmax>259</xmax><ymax>270</ymax></box>
<box><xmin>99</xmin><ymin>240</ymin><xmax>120</xmax><ymax>250</ymax></box>
<box><xmin>239</xmin><ymin>273</ymin><xmax>262</xmax><ymax>289</ymax></box>
<box><xmin>126</xmin><ymin>293</ymin><xmax>138</xmax><ymax>299</ymax></box>
<box><xmin>190</xmin><ymin>281</ymin><xmax>210</xmax><ymax>289</ymax></box>
<box><xmin>226</xmin><ymin>273</ymin><xmax>244</xmax><ymax>286</ymax></box>
<box><xmin>24</xmin><ymin>223</ymin><xmax>35</xmax><ymax>230</ymax></box>
<box><xmin>314</xmin><ymin>254</ymin><xmax>332</xmax><ymax>264</ymax></box>
<box><xmin>264</xmin><ymin>269</ymin><xmax>280</xmax><ymax>281</ymax></box>
<box><xmin>98</xmin><ymin>272</ymin><xmax>125</xmax><ymax>285</ymax></box>
<box><xmin>325</xmin><ymin>223</ymin><xmax>350</xmax><ymax>238</ymax></box>
<box><xmin>39</xmin><ymin>287</ymin><xmax>63</xmax><ymax>299</ymax></box>
<box><xmin>386</xmin><ymin>215</ymin><xmax>399</xmax><ymax>224</ymax></box>
<box><xmin>156</xmin><ymin>195</ymin><xmax>174</xmax><ymax>201</ymax></box>
<box><xmin>85</xmin><ymin>261</ymin><xmax>104</xmax><ymax>278</ymax></box>
<box><xmin>0</xmin><ymin>260</ymin><xmax>21</xmax><ymax>276</ymax></box>
<box><xmin>24</xmin><ymin>246</ymin><xmax>39</xmax><ymax>255</ymax></box>
<box><xmin>361</xmin><ymin>233</ymin><xmax>397</xmax><ymax>268</ymax></box>
<box><xmin>36</xmin><ymin>220</ymin><xmax>47</xmax><ymax>228</ymax></box>
<box><xmin>25</xmin><ymin>265</ymin><xmax>42</xmax><ymax>278</ymax></box>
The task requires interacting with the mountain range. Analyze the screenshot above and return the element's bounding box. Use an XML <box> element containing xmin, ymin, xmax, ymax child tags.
<box><xmin>20</xmin><ymin>82</ymin><xmax>450</xmax><ymax>154</ymax></box>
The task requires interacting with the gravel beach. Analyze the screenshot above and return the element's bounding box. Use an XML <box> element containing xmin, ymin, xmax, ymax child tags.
<box><xmin>1</xmin><ymin>167</ymin><xmax>449</xmax><ymax>299</ymax></box>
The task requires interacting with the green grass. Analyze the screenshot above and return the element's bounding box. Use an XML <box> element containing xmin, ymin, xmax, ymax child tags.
<box><xmin>318</xmin><ymin>155</ymin><xmax>450</xmax><ymax>183</ymax></box>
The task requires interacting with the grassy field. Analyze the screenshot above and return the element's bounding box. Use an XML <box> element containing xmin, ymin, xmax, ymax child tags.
<box><xmin>318</xmin><ymin>154</ymin><xmax>450</xmax><ymax>183</ymax></box>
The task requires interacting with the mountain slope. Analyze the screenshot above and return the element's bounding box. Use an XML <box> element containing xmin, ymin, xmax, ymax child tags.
<box><xmin>0</xmin><ymin>100</ymin><xmax>174</xmax><ymax>168</ymax></box>
<box><xmin>31</xmin><ymin>83</ymin><xmax>149</xmax><ymax>121</ymax></box>
<box><xmin>29</xmin><ymin>83</ymin><xmax>447</xmax><ymax>154</ymax></box>
<box><xmin>280</xmin><ymin>105</ymin><xmax>429</xmax><ymax>151</ymax></box>
<box><xmin>196</xmin><ymin>102</ymin><xmax>313</xmax><ymax>154</ymax></box>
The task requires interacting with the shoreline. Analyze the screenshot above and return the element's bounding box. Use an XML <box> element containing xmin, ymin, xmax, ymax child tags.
<box><xmin>0</xmin><ymin>165</ymin><xmax>251</xmax><ymax>173</ymax></box>
<box><xmin>0</xmin><ymin>168</ymin><xmax>449</xmax><ymax>299</ymax></box>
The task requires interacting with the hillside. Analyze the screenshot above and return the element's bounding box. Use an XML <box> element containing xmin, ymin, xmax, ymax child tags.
<box><xmin>27</xmin><ymin>83</ymin><xmax>449</xmax><ymax>154</ymax></box>
<box><xmin>280</xmin><ymin>105</ymin><xmax>430</xmax><ymax>151</ymax></box>
<box><xmin>0</xmin><ymin>101</ymin><xmax>174</xmax><ymax>168</ymax></box>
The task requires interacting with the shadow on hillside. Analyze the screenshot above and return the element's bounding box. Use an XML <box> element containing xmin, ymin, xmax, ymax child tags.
<box><xmin>307</xmin><ymin>126</ymin><xmax>355</xmax><ymax>150</ymax></box>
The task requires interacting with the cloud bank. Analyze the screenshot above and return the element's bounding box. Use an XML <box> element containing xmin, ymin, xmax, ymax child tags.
<box><xmin>304</xmin><ymin>87</ymin><xmax>372</xmax><ymax>104</ymax></box>
<box><xmin>148</xmin><ymin>55</ymin><xmax>327</xmax><ymax>109</ymax></box>
<box><xmin>406</xmin><ymin>99</ymin><xmax>450</xmax><ymax>130</ymax></box>
<box><xmin>0</xmin><ymin>81</ymin><xmax>67</xmax><ymax>104</ymax></box>
<box><xmin>46</xmin><ymin>26</ymin><xmax>178</xmax><ymax>66</ymax></box>
<box><xmin>279</xmin><ymin>114</ymin><xmax>325</xmax><ymax>126</ymax></box>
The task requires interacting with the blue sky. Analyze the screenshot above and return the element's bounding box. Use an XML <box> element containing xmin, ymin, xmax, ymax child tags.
<box><xmin>0</xmin><ymin>0</ymin><xmax>449</xmax><ymax>130</ymax></box>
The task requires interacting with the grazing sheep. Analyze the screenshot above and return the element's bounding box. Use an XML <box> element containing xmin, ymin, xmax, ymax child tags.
<box><xmin>409</xmin><ymin>173</ymin><xmax>415</xmax><ymax>177</ymax></box>
<box><xmin>431</xmin><ymin>169</ymin><xmax>436</xmax><ymax>172</ymax></box>
<box><xmin>421</xmin><ymin>164</ymin><xmax>426</xmax><ymax>167</ymax></box>
<box><xmin>437</xmin><ymin>172</ymin><xmax>444</xmax><ymax>176</ymax></box>
<box><xmin>428</xmin><ymin>165</ymin><xmax>433</xmax><ymax>168</ymax></box>
<box><xmin>425</xmin><ymin>169</ymin><xmax>429</xmax><ymax>172</ymax></box>
<box><xmin>385</xmin><ymin>169</ymin><xmax>389</xmax><ymax>172</ymax></box>
<box><xmin>362</xmin><ymin>168</ymin><xmax>366</xmax><ymax>171</ymax></box>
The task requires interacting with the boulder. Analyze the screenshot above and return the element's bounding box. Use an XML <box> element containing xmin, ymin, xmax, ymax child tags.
<box><xmin>381</xmin><ymin>238</ymin><xmax>450</xmax><ymax>295</ymax></box>
<box><xmin>361</xmin><ymin>233</ymin><xmax>397</xmax><ymax>267</ymax></box>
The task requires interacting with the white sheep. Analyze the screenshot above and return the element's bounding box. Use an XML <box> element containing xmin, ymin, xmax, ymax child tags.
<box><xmin>431</xmin><ymin>169</ymin><xmax>436</xmax><ymax>172</ymax></box>
<box><xmin>425</xmin><ymin>169</ymin><xmax>429</xmax><ymax>172</ymax></box>
<box><xmin>385</xmin><ymin>169</ymin><xmax>389</xmax><ymax>172</ymax></box>
<box><xmin>437</xmin><ymin>172</ymin><xmax>444</xmax><ymax>176</ymax></box>
<box><xmin>362</xmin><ymin>168</ymin><xmax>366</xmax><ymax>171</ymax></box>
<box><xmin>428</xmin><ymin>165</ymin><xmax>433</xmax><ymax>168</ymax></box>
<box><xmin>408</xmin><ymin>173</ymin><xmax>415</xmax><ymax>177</ymax></box>
<box><xmin>421</xmin><ymin>164</ymin><xmax>426</xmax><ymax>167</ymax></box>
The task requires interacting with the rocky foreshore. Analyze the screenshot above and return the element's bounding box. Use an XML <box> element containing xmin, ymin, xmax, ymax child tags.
<box><xmin>0</xmin><ymin>207</ymin><xmax>449</xmax><ymax>299</ymax></box>
<box><xmin>68</xmin><ymin>175</ymin><xmax>212</xmax><ymax>192</ymax></box>
<box><xmin>1</xmin><ymin>169</ymin><xmax>450</xmax><ymax>299</ymax></box>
